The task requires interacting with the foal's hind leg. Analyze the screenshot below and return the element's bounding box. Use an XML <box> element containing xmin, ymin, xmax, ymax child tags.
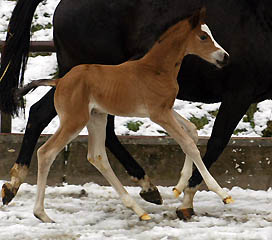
<box><xmin>87</xmin><ymin>111</ymin><xmax>150</xmax><ymax>221</ymax></box>
<box><xmin>172</xmin><ymin>110</ymin><xmax>198</xmax><ymax>197</ymax></box>
<box><xmin>171</xmin><ymin>111</ymin><xmax>199</xmax><ymax>220</ymax></box>
<box><xmin>2</xmin><ymin>89</ymin><xmax>56</xmax><ymax>205</ymax></box>
<box><xmin>34</xmin><ymin>119</ymin><xmax>87</xmax><ymax>223</ymax></box>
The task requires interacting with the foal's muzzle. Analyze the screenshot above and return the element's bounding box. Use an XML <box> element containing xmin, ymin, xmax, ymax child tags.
<box><xmin>216</xmin><ymin>53</ymin><xmax>229</xmax><ymax>68</ymax></box>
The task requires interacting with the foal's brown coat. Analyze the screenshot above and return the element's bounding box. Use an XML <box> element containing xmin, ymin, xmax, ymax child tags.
<box><xmin>20</xmin><ymin>8</ymin><xmax>232</xmax><ymax>222</ymax></box>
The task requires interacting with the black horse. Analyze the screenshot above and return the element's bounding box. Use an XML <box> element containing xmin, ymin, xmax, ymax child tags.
<box><xmin>1</xmin><ymin>0</ymin><xmax>272</xmax><ymax>219</ymax></box>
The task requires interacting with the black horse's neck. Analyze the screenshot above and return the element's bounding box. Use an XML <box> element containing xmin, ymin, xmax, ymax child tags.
<box><xmin>141</xmin><ymin>19</ymin><xmax>190</xmax><ymax>78</ymax></box>
<box><xmin>124</xmin><ymin>0</ymin><xmax>203</xmax><ymax>60</ymax></box>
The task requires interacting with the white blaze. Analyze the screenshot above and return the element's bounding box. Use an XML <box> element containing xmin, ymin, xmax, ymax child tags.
<box><xmin>201</xmin><ymin>24</ymin><xmax>229</xmax><ymax>56</ymax></box>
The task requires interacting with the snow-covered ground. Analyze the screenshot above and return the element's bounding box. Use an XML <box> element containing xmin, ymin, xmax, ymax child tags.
<box><xmin>0</xmin><ymin>181</ymin><xmax>271</xmax><ymax>240</ymax></box>
<box><xmin>1</xmin><ymin>0</ymin><xmax>272</xmax><ymax>137</ymax></box>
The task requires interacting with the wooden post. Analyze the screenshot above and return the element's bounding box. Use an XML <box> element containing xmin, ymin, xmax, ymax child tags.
<box><xmin>0</xmin><ymin>40</ymin><xmax>12</xmax><ymax>133</ymax></box>
<box><xmin>0</xmin><ymin>112</ymin><xmax>11</xmax><ymax>133</ymax></box>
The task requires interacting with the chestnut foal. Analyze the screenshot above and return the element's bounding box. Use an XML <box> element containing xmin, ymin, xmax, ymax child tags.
<box><xmin>18</xmin><ymin>8</ymin><xmax>233</xmax><ymax>222</ymax></box>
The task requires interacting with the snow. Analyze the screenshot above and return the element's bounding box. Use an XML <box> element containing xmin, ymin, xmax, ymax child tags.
<box><xmin>0</xmin><ymin>0</ymin><xmax>60</xmax><ymax>40</ymax></box>
<box><xmin>0</xmin><ymin>181</ymin><xmax>271</xmax><ymax>240</ymax></box>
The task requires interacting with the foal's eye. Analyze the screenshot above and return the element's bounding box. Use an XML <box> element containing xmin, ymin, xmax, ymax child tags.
<box><xmin>200</xmin><ymin>35</ymin><xmax>208</xmax><ymax>40</ymax></box>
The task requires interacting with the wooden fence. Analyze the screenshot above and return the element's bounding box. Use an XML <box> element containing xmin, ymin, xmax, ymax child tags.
<box><xmin>0</xmin><ymin>40</ymin><xmax>55</xmax><ymax>52</ymax></box>
<box><xmin>0</xmin><ymin>40</ymin><xmax>55</xmax><ymax>133</ymax></box>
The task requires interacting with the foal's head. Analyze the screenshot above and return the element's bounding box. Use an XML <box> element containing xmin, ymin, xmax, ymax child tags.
<box><xmin>186</xmin><ymin>8</ymin><xmax>229</xmax><ymax>68</ymax></box>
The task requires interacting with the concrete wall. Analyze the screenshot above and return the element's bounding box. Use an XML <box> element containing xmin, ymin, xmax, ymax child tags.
<box><xmin>0</xmin><ymin>134</ymin><xmax>272</xmax><ymax>190</ymax></box>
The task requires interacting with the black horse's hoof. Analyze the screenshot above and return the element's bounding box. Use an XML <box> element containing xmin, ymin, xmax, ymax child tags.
<box><xmin>1</xmin><ymin>183</ymin><xmax>17</xmax><ymax>205</ymax></box>
<box><xmin>176</xmin><ymin>208</ymin><xmax>195</xmax><ymax>221</ymax></box>
<box><xmin>140</xmin><ymin>187</ymin><xmax>163</xmax><ymax>205</ymax></box>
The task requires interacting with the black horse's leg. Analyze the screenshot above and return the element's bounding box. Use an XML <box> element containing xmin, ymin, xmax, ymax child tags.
<box><xmin>105</xmin><ymin>115</ymin><xmax>162</xmax><ymax>204</ymax></box>
<box><xmin>176</xmin><ymin>94</ymin><xmax>252</xmax><ymax>220</ymax></box>
<box><xmin>2</xmin><ymin>88</ymin><xmax>56</xmax><ymax>205</ymax></box>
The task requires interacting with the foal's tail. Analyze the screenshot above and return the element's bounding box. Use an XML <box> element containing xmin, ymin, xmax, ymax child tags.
<box><xmin>0</xmin><ymin>0</ymin><xmax>45</xmax><ymax>115</ymax></box>
<box><xmin>15</xmin><ymin>79</ymin><xmax>57</xmax><ymax>100</ymax></box>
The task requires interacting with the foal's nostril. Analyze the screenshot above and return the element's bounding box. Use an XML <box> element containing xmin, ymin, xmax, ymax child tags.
<box><xmin>222</xmin><ymin>53</ymin><xmax>229</xmax><ymax>65</ymax></box>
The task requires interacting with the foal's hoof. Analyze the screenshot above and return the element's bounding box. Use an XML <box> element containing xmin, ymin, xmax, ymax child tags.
<box><xmin>34</xmin><ymin>212</ymin><xmax>56</xmax><ymax>223</ymax></box>
<box><xmin>1</xmin><ymin>183</ymin><xmax>17</xmax><ymax>205</ymax></box>
<box><xmin>223</xmin><ymin>196</ymin><xmax>234</xmax><ymax>204</ymax></box>
<box><xmin>176</xmin><ymin>208</ymin><xmax>195</xmax><ymax>221</ymax></box>
<box><xmin>140</xmin><ymin>187</ymin><xmax>163</xmax><ymax>205</ymax></box>
<box><xmin>172</xmin><ymin>188</ymin><xmax>181</xmax><ymax>198</ymax></box>
<box><xmin>140</xmin><ymin>213</ymin><xmax>152</xmax><ymax>221</ymax></box>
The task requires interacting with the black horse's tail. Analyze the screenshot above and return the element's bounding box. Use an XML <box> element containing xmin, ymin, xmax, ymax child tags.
<box><xmin>0</xmin><ymin>0</ymin><xmax>44</xmax><ymax>116</ymax></box>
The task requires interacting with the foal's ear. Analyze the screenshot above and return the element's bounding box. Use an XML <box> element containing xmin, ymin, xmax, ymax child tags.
<box><xmin>189</xmin><ymin>7</ymin><xmax>206</xmax><ymax>29</ymax></box>
<box><xmin>199</xmin><ymin>7</ymin><xmax>207</xmax><ymax>22</ymax></box>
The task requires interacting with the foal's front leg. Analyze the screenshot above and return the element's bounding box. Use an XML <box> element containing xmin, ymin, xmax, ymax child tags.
<box><xmin>151</xmin><ymin>109</ymin><xmax>233</xmax><ymax>216</ymax></box>
<box><xmin>87</xmin><ymin>112</ymin><xmax>150</xmax><ymax>221</ymax></box>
